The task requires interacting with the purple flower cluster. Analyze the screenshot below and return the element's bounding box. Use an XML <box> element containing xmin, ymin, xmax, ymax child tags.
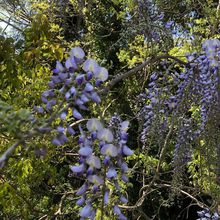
<box><xmin>195</xmin><ymin>39</ymin><xmax>219</xmax><ymax>133</ymax></box>
<box><xmin>172</xmin><ymin>39</ymin><xmax>220</xmax><ymax>172</ymax></box>
<box><xmin>197</xmin><ymin>209</ymin><xmax>219</xmax><ymax>220</ymax></box>
<box><xmin>71</xmin><ymin>118</ymin><xmax>133</xmax><ymax>219</ymax></box>
<box><xmin>184</xmin><ymin>39</ymin><xmax>220</xmax><ymax>135</ymax></box>
<box><xmin>36</xmin><ymin>46</ymin><xmax>133</xmax><ymax>218</ymax></box>
<box><xmin>139</xmin><ymin>69</ymin><xmax>178</xmax><ymax>147</ymax></box>
<box><xmin>139</xmin><ymin>39</ymin><xmax>220</xmax><ymax>171</ymax></box>
<box><xmin>139</xmin><ymin>72</ymin><xmax>158</xmax><ymax>146</ymax></box>
<box><xmin>35</xmin><ymin>46</ymin><xmax>109</xmax><ymax>145</ymax></box>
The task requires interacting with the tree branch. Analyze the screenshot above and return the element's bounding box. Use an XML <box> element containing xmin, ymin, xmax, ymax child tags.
<box><xmin>119</xmin><ymin>183</ymin><xmax>206</xmax><ymax>212</ymax></box>
<box><xmin>100</xmin><ymin>54</ymin><xmax>187</xmax><ymax>93</ymax></box>
<box><xmin>0</xmin><ymin>141</ymin><xmax>22</xmax><ymax>168</ymax></box>
<box><xmin>54</xmin><ymin>191</ymin><xmax>76</xmax><ymax>216</ymax></box>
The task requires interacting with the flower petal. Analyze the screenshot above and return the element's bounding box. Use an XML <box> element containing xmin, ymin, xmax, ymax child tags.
<box><xmin>90</xmin><ymin>92</ymin><xmax>101</xmax><ymax>103</ymax></box>
<box><xmin>78</xmin><ymin>146</ymin><xmax>93</xmax><ymax>156</ymax></box>
<box><xmin>87</xmin><ymin>118</ymin><xmax>103</xmax><ymax>132</ymax></box>
<box><xmin>83</xmin><ymin>59</ymin><xmax>99</xmax><ymax>73</ymax></box>
<box><xmin>97</xmin><ymin>129</ymin><xmax>114</xmax><ymax>142</ymax></box>
<box><xmin>94</xmin><ymin>67</ymin><xmax>108</xmax><ymax>81</ymax></box>
<box><xmin>104</xmin><ymin>190</ymin><xmax>110</xmax><ymax>205</ymax></box>
<box><xmin>70</xmin><ymin>47</ymin><xmax>85</xmax><ymax>59</ymax></box>
<box><xmin>79</xmin><ymin>204</ymin><xmax>92</xmax><ymax>218</ymax></box>
<box><xmin>73</xmin><ymin>109</ymin><xmax>83</xmax><ymax>120</ymax></box>
<box><xmin>101</xmin><ymin>144</ymin><xmax>118</xmax><ymax>157</ymax></box>
<box><xmin>87</xmin><ymin>175</ymin><xmax>104</xmax><ymax>185</ymax></box>
<box><xmin>76</xmin><ymin>196</ymin><xmax>85</xmax><ymax>206</ymax></box>
<box><xmin>120</xmin><ymin>121</ymin><xmax>129</xmax><ymax>131</ymax></box>
<box><xmin>106</xmin><ymin>167</ymin><xmax>117</xmax><ymax>178</ymax></box>
<box><xmin>113</xmin><ymin>205</ymin><xmax>121</xmax><ymax>215</ymax></box>
<box><xmin>76</xmin><ymin>184</ymin><xmax>88</xmax><ymax>196</ymax></box>
<box><xmin>120</xmin><ymin>195</ymin><xmax>128</xmax><ymax>204</ymax></box>
<box><xmin>84</xmin><ymin>83</ymin><xmax>94</xmax><ymax>92</ymax></box>
<box><xmin>70</xmin><ymin>164</ymin><xmax>85</xmax><ymax>173</ymax></box>
<box><xmin>55</xmin><ymin>61</ymin><xmax>65</xmax><ymax>73</ymax></box>
<box><xmin>122</xmin><ymin>145</ymin><xmax>133</xmax><ymax>156</ymax></box>
<box><xmin>86</xmin><ymin>155</ymin><xmax>101</xmax><ymax>169</ymax></box>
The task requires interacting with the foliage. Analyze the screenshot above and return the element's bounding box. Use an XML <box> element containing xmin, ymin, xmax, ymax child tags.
<box><xmin>0</xmin><ymin>0</ymin><xmax>220</xmax><ymax>219</ymax></box>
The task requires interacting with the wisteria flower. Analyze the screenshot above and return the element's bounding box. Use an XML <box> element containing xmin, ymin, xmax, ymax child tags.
<box><xmin>106</xmin><ymin>167</ymin><xmax>117</xmax><ymax>178</ymax></box>
<box><xmin>120</xmin><ymin>195</ymin><xmax>128</xmax><ymax>204</ymax></box>
<box><xmin>101</xmin><ymin>144</ymin><xmax>118</xmax><ymax>157</ymax></box>
<box><xmin>65</xmin><ymin>57</ymin><xmax>78</xmax><ymax>69</ymax></box>
<box><xmin>70</xmin><ymin>164</ymin><xmax>85</xmax><ymax>173</ymax></box>
<box><xmin>79</xmin><ymin>203</ymin><xmax>92</xmax><ymax>218</ymax></box>
<box><xmin>84</xmin><ymin>83</ymin><xmax>94</xmax><ymax>92</ymax></box>
<box><xmin>70</xmin><ymin>46</ymin><xmax>85</xmax><ymax>60</ymax></box>
<box><xmin>97</xmin><ymin>128</ymin><xmax>114</xmax><ymax>142</ymax></box>
<box><xmin>73</xmin><ymin>108</ymin><xmax>83</xmax><ymax>120</ymax></box>
<box><xmin>90</xmin><ymin>92</ymin><xmax>101</xmax><ymax>103</ymax></box>
<box><xmin>122</xmin><ymin>145</ymin><xmax>133</xmax><ymax>156</ymax></box>
<box><xmin>165</xmin><ymin>20</ymin><xmax>174</xmax><ymax>29</ymax></box>
<box><xmin>104</xmin><ymin>190</ymin><xmax>110</xmax><ymax>205</ymax></box>
<box><xmin>78</xmin><ymin>146</ymin><xmax>93</xmax><ymax>156</ymax></box>
<box><xmin>54</xmin><ymin>61</ymin><xmax>65</xmax><ymax>73</ymax></box>
<box><xmin>76</xmin><ymin>184</ymin><xmax>88</xmax><ymax>196</ymax></box>
<box><xmin>83</xmin><ymin>59</ymin><xmax>99</xmax><ymax>74</ymax></box>
<box><xmin>76</xmin><ymin>196</ymin><xmax>86</xmax><ymax>206</ymax></box>
<box><xmin>87</xmin><ymin>118</ymin><xmax>103</xmax><ymax>132</ymax></box>
<box><xmin>113</xmin><ymin>205</ymin><xmax>121</xmax><ymax>215</ymax></box>
<box><xmin>120</xmin><ymin>121</ymin><xmax>129</xmax><ymax>132</ymax></box>
<box><xmin>94</xmin><ymin>67</ymin><xmax>108</xmax><ymax>81</ymax></box>
<box><xmin>75</xmin><ymin>74</ymin><xmax>85</xmax><ymax>85</ymax></box>
<box><xmin>86</xmin><ymin>155</ymin><xmax>101</xmax><ymax>169</ymax></box>
<box><xmin>87</xmin><ymin>175</ymin><xmax>104</xmax><ymax>185</ymax></box>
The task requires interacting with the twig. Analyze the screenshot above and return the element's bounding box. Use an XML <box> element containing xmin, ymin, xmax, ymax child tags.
<box><xmin>0</xmin><ymin>17</ymin><xmax>23</xmax><ymax>32</ymax></box>
<box><xmin>119</xmin><ymin>120</ymin><xmax>180</xmax><ymax>213</ymax></box>
<box><xmin>0</xmin><ymin>141</ymin><xmax>22</xmax><ymax>168</ymax></box>
<box><xmin>0</xmin><ymin>101</ymin><xmax>67</xmax><ymax>168</ymax></box>
<box><xmin>155</xmin><ymin>183</ymin><xmax>206</xmax><ymax>209</ymax></box>
<box><xmin>119</xmin><ymin>183</ymin><xmax>206</xmax><ymax>212</ymax></box>
<box><xmin>54</xmin><ymin>191</ymin><xmax>76</xmax><ymax>216</ymax></box>
<box><xmin>38</xmin><ymin>214</ymin><xmax>47</xmax><ymax>220</ymax></box>
<box><xmin>217</xmin><ymin>0</ymin><xmax>220</xmax><ymax>16</ymax></box>
<box><xmin>101</xmin><ymin>99</ymin><xmax>116</xmax><ymax>118</ymax></box>
<box><xmin>137</xmin><ymin>208</ymin><xmax>151</xmax><ymax>220</ymax></box>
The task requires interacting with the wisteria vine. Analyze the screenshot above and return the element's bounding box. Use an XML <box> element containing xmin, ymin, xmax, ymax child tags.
<box><xmin>139</xmin><ymin>39</ymin><xmax>220</xmax><ymax>218</ymax></box>
<box><xmin>34</xmin><ymin>47</ymin><xmax>133</xmax><ymax>219</ymax></box>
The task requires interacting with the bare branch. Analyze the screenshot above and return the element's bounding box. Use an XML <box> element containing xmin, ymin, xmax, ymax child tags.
<box><xmin>119</xmin><ymin>183</ymin><xmax>207</xmax><ymax>212</ymax></box>
<box><xmin>0</xmin><ymin>17</ymin><xmax>23</xmax><ymax>32</ymax></box>
<box><xmin>156</xmin><ymin>184</ymin><xmax>207</xmax><ymax>209</ymax></box>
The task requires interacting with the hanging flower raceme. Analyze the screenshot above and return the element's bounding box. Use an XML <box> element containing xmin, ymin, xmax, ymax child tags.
<box><xmin>138</xmin><ymin>39</ymin><xmax>220</xmax><ymax>181</ymax></box>
<box><xmin>186</xmin><ymin>39</ymin><xmax>220</xmax><ymax>135</ymax></box>
<box><xmin>35</xmin><ymin>46</ymin><xmax>109</xmax><ymax>146</ymax></box>
<box><xmin>139</xmin><ymin>65</ymin><xmax>181</xmax><ymax>148</ymax></box>
<box><xmin>71</xmin><ymin>117</ymin><xmax>133</xmax><ymax>219</ymax></box>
